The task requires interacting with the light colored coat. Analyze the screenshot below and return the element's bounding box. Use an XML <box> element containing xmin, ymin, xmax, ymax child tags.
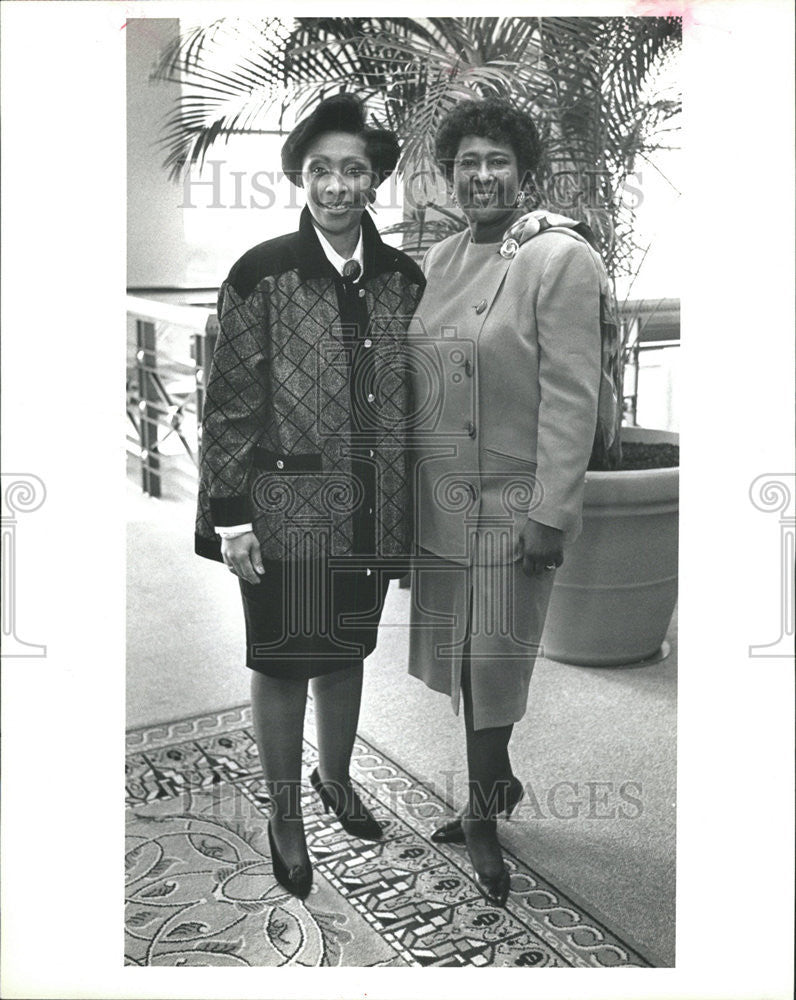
<box><xmin>407</xmin><ymin>225</ymin><xmax>604</xmax><ymax>728</ymax></box>
<box><xmin>410</xmin><ymin>226</ymin><xmax>603</xmax><ymax>565</ymax></box>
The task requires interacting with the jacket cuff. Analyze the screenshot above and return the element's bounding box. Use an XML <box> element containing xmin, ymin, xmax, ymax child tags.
<box><xmin>195</xmin><ymin>532</ymin><xmax>223</xmax><ymax>562</ymax></box>
<box><xmin>527</xmin><ymin>506</ymin><xmax>570</xmax><ymax>531</ymax></box>
<box><xmin>210</xmin><ymin>495</ymin><xmax>252</xmax><ymax>526</ymax></box>
<box><xmin>215</xmin><ymin>523</ymin><xmax>253</xmax><ymax>538</ymax></box>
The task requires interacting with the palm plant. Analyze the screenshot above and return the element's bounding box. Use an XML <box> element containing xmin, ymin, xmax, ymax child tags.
<box><xmin>154</xmin><ymin>16</ymin><xmax>681</xmax><ymax>467</ymax></box>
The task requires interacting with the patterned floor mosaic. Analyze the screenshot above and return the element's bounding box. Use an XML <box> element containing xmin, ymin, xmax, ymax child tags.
<box><xmin>126</xmin><ymin>705</ymin><xmax>654</xmax><ymax>968</ymax></box>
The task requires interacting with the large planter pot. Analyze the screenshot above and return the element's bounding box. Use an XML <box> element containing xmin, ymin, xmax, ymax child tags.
<box><xmin>540</xmin><ymin>427</ymin><xmax>679</xmax><ymax>666</ymax></box>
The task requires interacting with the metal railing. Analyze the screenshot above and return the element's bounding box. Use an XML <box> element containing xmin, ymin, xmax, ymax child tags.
<box><xmin>619</xmin><ymin>302</ymin><xmax>680</xmax><ymax>429</ymax></box>
<box><xmin>127</xmin><ymin>296</ymin><xmax>217</xmax><ymax>498</ymax></box>
<box><xmin>623</xmin><ymin>339</ymin><xmax>680</xmax><ymax>428</ymax></box>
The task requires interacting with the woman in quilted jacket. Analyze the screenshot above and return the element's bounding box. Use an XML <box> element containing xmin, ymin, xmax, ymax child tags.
<box><xmin>195</xmin><ymin>95</ymin><xmax>424</xmax><ymax>898</ymax></box>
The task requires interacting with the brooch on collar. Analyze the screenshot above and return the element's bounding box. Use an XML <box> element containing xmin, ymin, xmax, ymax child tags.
<box><xmin>499</xmin><ymin>238</ymin><xmax>519</xmax><ymax>260</ymax></box>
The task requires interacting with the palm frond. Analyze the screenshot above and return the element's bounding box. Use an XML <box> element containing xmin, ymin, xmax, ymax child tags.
<box><xmin>153</xmin><ymin>14</ymin><xmax>681</xmax><ymax>275</ymax></box>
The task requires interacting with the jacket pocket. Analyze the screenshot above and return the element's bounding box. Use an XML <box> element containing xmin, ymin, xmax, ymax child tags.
<box><xmin>481</xmin><ymin>448</ymin><xmax>538</xmax><ymax>520</ymax></box>
<box><xmin>482</xmin><ymin>446</ymin><xmax>537</xmax><ymax>470</ymax></box>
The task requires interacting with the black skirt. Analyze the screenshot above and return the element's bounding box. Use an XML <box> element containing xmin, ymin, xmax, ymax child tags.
<box><xmin>238</xmin><ymin>559</ymin><xmax>394</xmax><ymax>679</ymax></box>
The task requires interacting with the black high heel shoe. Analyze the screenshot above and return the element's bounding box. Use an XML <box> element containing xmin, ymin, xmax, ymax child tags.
<box><xmin>267</xmin><ymin>820</ymin><xmax>312</xmax><ymax>899</ymax></box>
<box><xmin>462</xmin><ymin>816</ymin><xmax>511</xmax><ymax>907</ymax></box>
<box><xmin>309</xmin><ymin>767</ymin><xmax>383</xmax><ymax>841</ymax></box>
<box><xmin>431</xmin><ymin>776</ymin><xmax>524</xmax><ymax>845</ymax></box>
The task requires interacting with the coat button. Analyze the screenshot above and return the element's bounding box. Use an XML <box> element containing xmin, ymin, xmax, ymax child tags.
<box><xmin>276</xmin><ymin>459</ymin><xmax>284</xmax><ymax>469</ymax></box>
<box><xmin>363</xmin><ymin>338</ymin><xmax>372</xmax><ymax>348</ymax></box>
<box><xmin>358</xmin><ymin>289</ymin><xmax>366</xmax><ymax>298</ymax></box>
<box><xmin>466</xmin><ymin>421</ymin><xmax>476</xmax><ymax>438</ymax></box>
<box><xmin>367</xmin><ymin>392</ymin><xmax>375</xmax><ymax>403</ymax></box>
<box><xmin>474</xmin><ymin>299</ymin><xmax>487</xmax><ymax>314</ymax></box>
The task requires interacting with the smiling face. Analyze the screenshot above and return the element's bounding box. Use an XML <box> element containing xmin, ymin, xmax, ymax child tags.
<box><xmin>300</xmin><ymin>131</ymin><xmax>376</xmax><ymax>245</ymax></box>
<box><xmin>452</xmin><ymin>135</ymin><xmax>521</xmax><ymax>227</ymax></box>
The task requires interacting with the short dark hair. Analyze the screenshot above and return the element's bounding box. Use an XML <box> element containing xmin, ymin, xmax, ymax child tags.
<box><xmin>434</xmin><ymin>98</ymin><xmax>542</xmax><ymax>188</ymax></box>
<box><xmin>281</xmin><ymin>94</ymin><xmax>400</xmax><ymax>188</ymax></box>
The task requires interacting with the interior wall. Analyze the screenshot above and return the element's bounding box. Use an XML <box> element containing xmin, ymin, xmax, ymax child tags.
<box><xmin>126</xmin><ymin>19</ymin><xmax>188</xmax><ymax>288</ymax></box>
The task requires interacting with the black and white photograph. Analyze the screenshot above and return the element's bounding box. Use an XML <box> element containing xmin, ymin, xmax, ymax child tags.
<box><xmin>1</xmin><ymin>1</ymin><xmax>793</xmax><ymax>998</ymax></box>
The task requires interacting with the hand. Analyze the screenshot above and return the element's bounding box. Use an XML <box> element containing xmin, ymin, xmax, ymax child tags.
<box><xmin>221</xmin><ymin>531</ymin><xmax>264</xmax><ymax>584</ymax></box>
<box><xmin>519</xmin><ymin>519</ymin><xmax>564</xmax><ymax>578</ymax></box>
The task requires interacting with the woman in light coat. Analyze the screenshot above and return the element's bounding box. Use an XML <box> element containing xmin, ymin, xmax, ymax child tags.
<box><xmin>408</xmin><ymin>98</ymin><xmax>605</xmax><ymax>905</ymax></box>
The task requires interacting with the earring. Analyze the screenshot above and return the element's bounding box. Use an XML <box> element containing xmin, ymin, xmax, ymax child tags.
<box><xmin>515</xmin><ymin>191</ymin><xmax>526</xmax><ymax>208</ymax></box>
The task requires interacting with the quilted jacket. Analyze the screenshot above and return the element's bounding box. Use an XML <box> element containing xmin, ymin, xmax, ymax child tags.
<box><xmin>195</xmin><ymin>207</ymin><xmax>425</xmax><ymax>563</ymax></box>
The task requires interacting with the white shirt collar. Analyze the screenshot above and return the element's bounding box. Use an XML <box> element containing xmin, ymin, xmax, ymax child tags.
<box><xmin>312</xmin><ymin>225</ymin><xmax>364</xmax><ymax>282</ymax></box>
